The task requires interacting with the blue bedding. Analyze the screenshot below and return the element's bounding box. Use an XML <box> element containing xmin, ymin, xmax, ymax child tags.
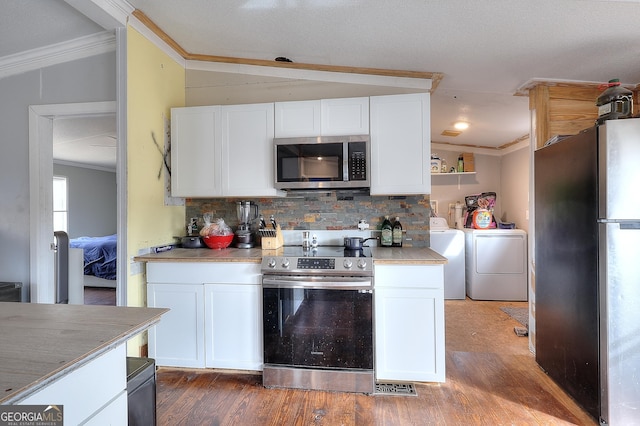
<box><xmin>70</xmin><ymin>234</ymin><xmax>117</xmax><ymax>280</ymax></box>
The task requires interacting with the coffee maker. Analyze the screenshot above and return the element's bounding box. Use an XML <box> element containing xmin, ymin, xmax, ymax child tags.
<box><xmin>235</xmin><ymin>201</ymin><xmax>259</xmax><ymax>248</ymax></box>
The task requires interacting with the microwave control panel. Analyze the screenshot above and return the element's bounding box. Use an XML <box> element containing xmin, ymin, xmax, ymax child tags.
<box><xmin>348</xmin><ymin>142</ymin><xmax>367</xmax><ymax>181</ymax></box>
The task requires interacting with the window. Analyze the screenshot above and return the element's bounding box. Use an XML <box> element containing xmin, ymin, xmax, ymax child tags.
<box><xmin>53</xmin><ymin>176</ymin><xmax>68</xmax><ymax>233</ymax></box>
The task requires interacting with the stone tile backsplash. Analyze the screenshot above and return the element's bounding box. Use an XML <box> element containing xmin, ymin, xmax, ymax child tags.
<box><xmin>186</xmin><ymin>192</ymin><xmax>432</xmax><ymax>247</ymax></box>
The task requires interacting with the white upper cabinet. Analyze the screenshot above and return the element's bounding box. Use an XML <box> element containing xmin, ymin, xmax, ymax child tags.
<box><xmin>369</xmin><ymin>93</ymin><xmax>431</xmax><ymax>195</ymax></box>
<box><xmin>274</xmin><ymin>100</ymin><xmax>321</xmax><ymax>137</ymax></box>
<box><xmin>274</xmin><ymin>97</ymin><xmax>369</xmax><ymax>138</ymax></box>
<box><xmin>171</xmin><ymin>106</ymin><xmax>223</xmax><ymax>197</ymax></box>
<box><xmin>222</xmin><ymin>103</ymin><xmax>284</xmax><ymax>197</ymax></box>
<box><xmin>171</xmin><ymin>104</ymin><xmax>284</xmax><ymax>197</ymax></box>
<box><xmin>320</xmin><ymin>97</ymin><xmax>369</xmax><ymax>136</ymax></box>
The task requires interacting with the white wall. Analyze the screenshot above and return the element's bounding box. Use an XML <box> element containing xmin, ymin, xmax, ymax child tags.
<box><xmin>430</xmin><ymin>147</ymin><xmax>530</xmax><ymax>231</ymax></box>
<box><xmin>499</xmin><ymin>146</ymin><xmax>530</xmax><ymax>233</ymax></box>
<box><xmin>430</xmin><ymin>150</ymin><xmax>502</xmax><ymax>226</ymax></box>
<box><xmin>0</xmin><ymin>53</ymin><xmax>116</xmax><ymax>298</ymax></box>
<box><xmin>53</xmin><ymin>164</ymin><xmax>117</xmax><ymax>239</ymax></box>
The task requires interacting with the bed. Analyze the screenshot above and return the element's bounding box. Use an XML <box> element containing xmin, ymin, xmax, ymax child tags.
<box><xmin>69</xmin><ymin>234</ymin><xmax>117</xmax><ymax>287</ymax></box>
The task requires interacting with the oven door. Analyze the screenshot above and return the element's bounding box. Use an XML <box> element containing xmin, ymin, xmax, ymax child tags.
<box><xmin>262</xmin><ymin>276</ymin><xmax>373</xmax><ymax>370</ymax></box>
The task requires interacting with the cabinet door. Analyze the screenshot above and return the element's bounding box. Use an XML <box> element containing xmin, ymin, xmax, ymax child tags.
<box><xmin>274</xmin><ymin>100</ymin><xmax>321</xmax><ymax>137</ymax></box>
<box><xmin>222</xmin><ymin>103</ymin><xmax>283</xmax><ymax>197</ymax></box>
<box><xmin>19</xmin><ymin>344</ymin><xmax>127</xmax><ymax>425</ymax></box>
<box><xmin>83</xmin><ymin>391</ymin><xmax>127</xmax><ymax>426</ymax></box>
<box><xmin>204</xmin><ymin>283</ymin><xmax>263</xmax><ymax>370</ymax></box>
<box><xmin>171</xmin><ymin>106</ymin><xmax>223</xmax><ymax>197</ymax></box>
<box><xmin>375</xmin><ymin>286</ymin><xmax>445</xmax><ymax>382</ymax></box>
<box><xmin>370</xmin><ymin>93</ymin><xmax>431</xmax><ymax>195</ymax></box>
<box><xmin>147</xmin><ymin>283</ymin><xmax>205</xmax><ymax>368</ymax></box>
<box><xmin>321</xmin><ymin>97</ymin><xmax>369</xmax><ymax>136</ymax></box>
<box><xmin>374</xmin><ymin>264</ymin><xmax>445</xmax><ymax>382</ymax></box>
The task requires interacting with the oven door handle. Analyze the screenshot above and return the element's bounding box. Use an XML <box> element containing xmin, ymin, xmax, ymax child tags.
<box><xmin>262</xmin><ymin>275</ymin><xmax>372</xmax><ymax>290</ymax></box>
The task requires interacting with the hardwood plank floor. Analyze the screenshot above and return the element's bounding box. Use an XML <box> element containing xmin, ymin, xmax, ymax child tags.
<box><xmin>156</xmin><ymin>299</ymin><xmax>597</xmax><ymax>425</ymax></box>
<box><xmin>83</xmin><ymin>286</ymin><xmax>116</xmax><ymax>305</ymax></box>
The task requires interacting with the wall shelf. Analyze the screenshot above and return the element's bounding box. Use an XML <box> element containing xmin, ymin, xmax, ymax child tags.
<box><xmin>431</xmin><ymin>172</ymin><xmax>476</xmax><ymax>176</ymax></box>
<box><xmin>431</xmin><ymin>172</ymin><xmax>477</xmax><ymax>189</ymax></box>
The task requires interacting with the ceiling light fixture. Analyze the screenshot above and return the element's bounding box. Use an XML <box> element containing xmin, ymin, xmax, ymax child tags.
<box><xmin>454</xmin><ymin>121</ymin><xmax>469</xmax><ymax>130</ymax></box>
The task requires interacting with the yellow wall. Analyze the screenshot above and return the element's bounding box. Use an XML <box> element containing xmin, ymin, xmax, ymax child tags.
<box><xmin>127</xmin><ymin>26</ymin><xmax>185</xmax><ymax>353</ymax></box>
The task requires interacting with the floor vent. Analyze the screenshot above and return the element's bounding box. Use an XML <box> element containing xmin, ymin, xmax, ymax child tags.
<box><xmin>374</xmin><ymin>382</ymin><xmax>417</xmax><ymax>396</ymax></box>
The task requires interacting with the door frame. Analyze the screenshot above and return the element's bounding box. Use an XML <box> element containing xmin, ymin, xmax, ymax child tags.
<box><xmin>29</xmin><ymin>101</ymin><xmax>125</xmax><ymax>304</ymax></box>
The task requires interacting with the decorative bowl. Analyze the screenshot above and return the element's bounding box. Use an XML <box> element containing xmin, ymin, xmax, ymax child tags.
<box><xmin>202</xmin><ymin>234</ymin><xmax>233</xmax><ymax>249</ymax></box>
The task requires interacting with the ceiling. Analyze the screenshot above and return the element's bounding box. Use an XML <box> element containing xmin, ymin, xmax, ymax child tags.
<box><xmin>4</xmin><ymin>0</ymin><xmax>640</xmax><ymax>169</ymax></box>
<box><xmin>53</xmin><ymin>115</ymin><xmax>117</xmax><ymax>171</ymax></box>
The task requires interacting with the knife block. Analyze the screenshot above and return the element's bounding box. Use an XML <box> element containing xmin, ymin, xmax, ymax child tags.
<box><xmin>260</xmin><ymin>225</ymin><xmax>284</xmax><ymax>250</ymax></box>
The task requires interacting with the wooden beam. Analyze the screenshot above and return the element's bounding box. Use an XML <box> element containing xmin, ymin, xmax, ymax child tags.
<box><xmin>130</xmin><ymin>9</ymin><xmax>442</xmax><ymax>91</ymax></box>
<box><xmin>531</xmin><ymin>85</ymin><xmax>550</xmax><ymax>148</ymax></box>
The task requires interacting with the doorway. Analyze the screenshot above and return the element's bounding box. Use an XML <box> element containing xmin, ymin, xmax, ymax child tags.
<box><xmin>29</xmin><ymin>101</ymin><xmax>125</xmax><ymax>305</ymax></box>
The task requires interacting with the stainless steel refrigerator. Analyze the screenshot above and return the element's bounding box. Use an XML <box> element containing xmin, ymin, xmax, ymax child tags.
<box><xmin>534</xmin><ymin>118</ymin><xmax>640</xmax><ymax>425</ymax></box>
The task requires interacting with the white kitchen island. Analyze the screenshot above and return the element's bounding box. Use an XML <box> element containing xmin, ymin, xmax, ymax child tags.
<box><xmin>0</xmin><ymin>302</ymin><xmax>167</xmax><ymax>425</ymax></box>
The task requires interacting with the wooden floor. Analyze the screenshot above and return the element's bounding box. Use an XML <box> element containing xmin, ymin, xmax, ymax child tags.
<box><xmin>155</xmin><ymin>299</ymin><xmax>597</xmax><ymax>425</ymax></box>
<box><xmin>83</xmin><ymin>286</ymin><xmax>116</xmax><ymax>305</ymax></box>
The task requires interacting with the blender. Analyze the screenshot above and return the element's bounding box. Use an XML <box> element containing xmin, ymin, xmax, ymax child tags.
<box><xmin>235</xmin><ymin>201</ymin><xmax>259</xmax><ymax>248</ymax></box>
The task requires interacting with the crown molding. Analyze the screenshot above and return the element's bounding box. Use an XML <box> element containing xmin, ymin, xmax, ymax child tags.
<box><xmin>186</xmin><ymin>60</ymin><xmax>433</xmax><ymax>90</ymax></box>
<box><xmin>64</xmin><ymin>0</ymin><xmax>133</xmax><ymax>29</ymax></box>
<box><xmin>54</xmin><ymin>159</ymin><xmax>116</xmax><ymax>173</ymax></box>
<box><xmin>0</xmin><ymin>31</ymin><xmax>116</xmax><ymax>80</ymax></box>
<box><xmin>432</xmin><ymin>134</ymin><xmax>530</xmax><ymax>157</ymax></box>
<box><xmin>128</xmin><ymin>13</ymin><xmax>186</xmax><ymax>68</ymax></box>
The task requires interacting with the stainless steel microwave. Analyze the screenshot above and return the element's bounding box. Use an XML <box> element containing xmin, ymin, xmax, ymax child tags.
<box><xmin>274</xmin><ymin>135</ymin><xmax>370</xmax><ymax>190</ymax></box>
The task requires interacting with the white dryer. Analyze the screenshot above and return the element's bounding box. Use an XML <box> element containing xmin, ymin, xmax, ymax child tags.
<box><xmin>429</xmin><ymin>217</ymin><xmax>465</xmax><ymax>299</ymax></box>
<box><xmin>463</xmin><ymin>229</ymin><xmax>528</xmax><ymax>301</ymax></box>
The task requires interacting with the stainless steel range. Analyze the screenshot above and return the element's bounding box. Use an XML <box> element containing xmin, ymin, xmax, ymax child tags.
<box><xmin>261</xmin><ymin>245</ymin><xmax>374</xmax><ymax>394</ymax></box>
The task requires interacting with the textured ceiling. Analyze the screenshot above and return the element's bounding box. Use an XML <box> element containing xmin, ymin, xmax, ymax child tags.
<box><xmin>3</xmin><ymin>0</ymin><xmax>640</xmax><ymax>170</ymax></box>
<box><xmin>126</xmin><ymin>0</ymin><xmax>640</xmax><ymax>148</ymax></box>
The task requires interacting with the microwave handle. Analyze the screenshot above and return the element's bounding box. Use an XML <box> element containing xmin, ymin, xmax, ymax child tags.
<box><xmin>343</xmin><ymin>142</ymin><xmax>349</xmax><ymax>182</ymax></box>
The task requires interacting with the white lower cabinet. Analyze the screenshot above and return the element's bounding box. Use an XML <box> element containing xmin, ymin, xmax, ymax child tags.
<box><xmin>147</xmin><ymin>283</ymin><xmax>205</xmax><ymax>368</ymax></box>
<box><xmin>147</xmin><ymin>262</ymin><xmax>263</xmax><ymax>370</ymax></box>
<box><xmin>204</xmin><ymin>283</ymin><xmax>262</xmax><ymax>370</ymax></box>
<box><xmin>19</xmin><ymin>343</ymin><xmax>127</xmax><ymax>425</ymax></box>
<box><xmin>374</xmin><ymin>264</ymin><xmax>445</xmax><ymax>382</ymax></box>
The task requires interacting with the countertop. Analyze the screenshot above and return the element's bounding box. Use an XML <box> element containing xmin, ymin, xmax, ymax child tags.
<box><xmin>0</xmin><ymin>302</ymin><xmax>168</xmax><ymax>404</ymax></box>
<box><xmin>134</xmin><ymin>246</ymin><xmax>447</xmax><ymax>264</ymax></box>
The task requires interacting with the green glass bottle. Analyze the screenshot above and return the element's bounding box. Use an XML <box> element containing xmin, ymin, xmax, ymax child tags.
<box><xmin>392</xmin><ymin>217</ymin><xmax>403</xmax><ymax>247</ymax></box>
<box><xmin>381</xmin><ymin>216</ymin><xmax>393</xmax><ymax>247</ymax></box>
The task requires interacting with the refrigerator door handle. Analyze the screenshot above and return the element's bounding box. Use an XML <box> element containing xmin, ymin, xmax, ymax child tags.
<box><xmin>619</xmin><ymin>222</ymin><xmax>640</xmax><ymax>230</ymax></box>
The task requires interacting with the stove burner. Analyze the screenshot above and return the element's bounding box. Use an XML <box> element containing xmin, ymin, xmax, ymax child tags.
<box><xmin>343</xmin><ymin>248</ymin><xmax>367</xmax><ymax>257</ymax></box>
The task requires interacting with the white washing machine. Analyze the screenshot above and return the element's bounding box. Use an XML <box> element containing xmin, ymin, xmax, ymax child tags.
<box><xmin>429</xmin><ymin>217</ymin><xmax>465</xmax><ymax>299</ymax></box>
<box><xmin>463</xmin><ymin>229</ymin><xmax>528</xmax><ymax>301</ymax></box>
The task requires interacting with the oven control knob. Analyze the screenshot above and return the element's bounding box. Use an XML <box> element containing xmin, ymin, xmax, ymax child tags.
<box><xmin>343</xmin><ymin>259</ymin><xmax>353</xmax><ymax>269</ymax></box>
<box><xmin>267</xmin><ymin>258</ymin><xmax>277</xmax><ymax>268</ymax></box>
<box><xmin>357</xmin><ymin>259</ymin><xmax>367</xmax><ymax>269</ymax></box>
<box><xmin>281</xmin><ymin>258</ymin><xmax>290</xmax><ymax>268</ymax></box>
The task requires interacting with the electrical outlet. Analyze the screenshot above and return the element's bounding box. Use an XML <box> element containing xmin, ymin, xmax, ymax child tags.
<box><xmin>430</xmin><ymin>200</ymin><xmax>438</xmax><ymax>215</ymax></box>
